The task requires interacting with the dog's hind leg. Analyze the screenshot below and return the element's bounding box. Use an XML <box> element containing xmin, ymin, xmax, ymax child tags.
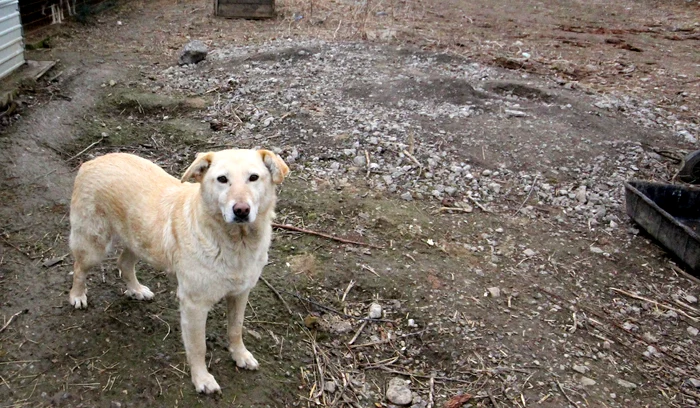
<box><xmin>68</xmin><ymin>236</ymin><xmax>108</xmax><ymax>309</ymax></box>
<box><xmin>118</xmin><ymin>248</ymin><xmax>154</xmax><ymax>301</ymax></box>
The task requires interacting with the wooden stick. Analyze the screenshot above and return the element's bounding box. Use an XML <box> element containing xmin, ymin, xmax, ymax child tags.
<box><xmin>260</xmin><ymin>276</ymin><xmax>294</xmax><ymax>315</ymax></box>
<box><xmin>348</xmin><ymin>321</ymin><xmax>367</xmax><ymax>345</ymax></box>
<box><xmin>438</xmin><ymin>207</ymin><xmax>473</xmax><ymax>213</ymax></box>
<box><xmin>610</xmin><ymin>287</ymin><xmax>698</xmax><ymax>322</ymax></box>
<box><xmin>513</xmin><ymin>175</ymin><xmax>539</xmax><ymax>216</ymax></box>
<box><xmin>66</xmin><ymin>137</ymin><xmax>105</xmax><ymax>162</ymax></box>
<box><xmin>670</xmin><ymin>264</ymin><xmax>700</xmax><ymax>286</ymax></box>
<box><xmin>556</xmin><ymin>379</ymin><xmax>577</xmax><ymax>407</ymax></box>
<box><xmin>0</xmin><ymin>310</ymin><xmax>25</xmax><ymax>334</ymax></box>
<box><xmin>427</xmin><ymin>375</ymin><xmax>435</xmax><ymax>408</ymax></box>
<box><xmin>272</xmin><ymin>223</ymin><xmax>383</xmax><ymax>249</ymax></box>
<box><xmin>467</xmin><ymin>195</ymin><xmax>491</xmax><ymax>213</ymax></box>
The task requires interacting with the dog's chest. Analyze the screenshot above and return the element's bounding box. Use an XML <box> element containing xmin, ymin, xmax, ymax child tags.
<box><xmin>176</xmin><ymin>241</ymin><xmax>268</xmax><ymax>303</ymax></box>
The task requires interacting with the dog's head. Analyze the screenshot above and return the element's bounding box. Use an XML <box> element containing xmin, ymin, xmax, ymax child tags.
<box><xmin>181</xmin><ymin>149</ymin><xmax>289</xmax><ymax>224</ymax></box>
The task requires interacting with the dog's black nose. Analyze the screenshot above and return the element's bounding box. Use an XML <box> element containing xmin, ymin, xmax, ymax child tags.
<box><xmin>233</xmin><ymin>203</ymin><xmax>250</xmax><ymax>219</ymax></box>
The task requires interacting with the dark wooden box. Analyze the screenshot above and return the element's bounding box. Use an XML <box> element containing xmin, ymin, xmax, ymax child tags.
<box><xmin>215</xmin><ymin>0</ymin><xmax>275</xmax><ymax>19</ymax></box>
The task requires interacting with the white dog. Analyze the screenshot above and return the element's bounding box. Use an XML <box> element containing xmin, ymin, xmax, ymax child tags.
<box><xmin>68</xmin><ymin>149</ymin><xmax>289</xmax><ymax>393</ymax></box>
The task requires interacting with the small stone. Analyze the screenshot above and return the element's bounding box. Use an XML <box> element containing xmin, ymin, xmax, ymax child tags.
<box><xmin>178</xmin><ymin>40</ymin><xmax>208</xmax><ymax>65</ymax></box>
<box><xmin>325</xmin><ymin>381</ymin><xmax>337</xmax><ymax>393</ymax></box>
<box><xmin>353</xmin><ymin>155</ymin><xmax>366</xmax><ymax>166</ymax></box>
<box><xmin>575</xmin><ymin>186</ymin><xmax>587</xmax><ymax>204</ymax></box>
<box><xmin>487</xmin><ymin>287</ymin><xmax>501</xmax><ymax>297</ymax></box>
<box><xmin>590</xmin><ymin>246</ymin><xmax>604</xmax><ymax>254</ymax></box>
<box><xmin>482</xmin><ymin>169</ymin><xmax>493</xmax><ymax>176</ymax></box>
<box><xmin>400</xmin><ymin>192</ymin><xmax>413</xmax><ymax>201</ymax></box>
<box><xmin>408</xmin><ymin>319</ymin><xmax>417</xmax><ymax>327</ymax></box>
<box><xmin>579</xmin><ymin>376</ymin><xmax>596</xmax><ymax>386</ymax></box>
<box><xmin>504</xmin><ymin>109</ymin><xmax>528</xmax><ymax>117</ymax></box>
<box><xmin>330</xmin><ymin>320</ymin><xmax>353</xmax><ymax>334</ymax></box>
<box><xmin>386</xmin><ymin>378</ymin><xmax>412</xmax><ymax>405</ymax></box>
<box><xmin>688</xmin><ymin>378</ymin><xmax>700</xmax><ymax>388</ymax></box>
<box><xmin>686</xmin><ymin>295</ymin><xmax>698</xmax><ymax>304</ymax></box>
<box><xmin>573</xmin><ymin>365</ymin><xmax>589</xmax><ymax>374</ymax></box>
<box><xmin>617</xmin><ymin>379</ymin><xmax>637</xmax><ymax>389</ymax></box>
<box><xmin>110</xmin><ymin>402</ymin><xmax>122</xmax><ymax>408</ymax></box>
<box><xmin>523</xmin><ymin>249</ymin><xmax>536</xmax><ymax>257</ymax></box>
<box><xmin>689</xmin><ymin>326</ymin><xmax>699</xmax><ymax>337</ymax></box>
<box><xmin>369</xmin><ymin>303</ymin><xmax>382</xmax><ymax>319</ymax></box>
<box><xmin>109</xmin><ymin>80</ymin><xmax>116</xmax><ymax>87</ymax></box>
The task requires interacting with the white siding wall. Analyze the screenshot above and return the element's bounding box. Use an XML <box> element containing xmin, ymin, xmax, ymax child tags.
<box><xmin>0</xmin><ymin>0</ymin><xmax>24</xmax><ymax>80</ymax></box>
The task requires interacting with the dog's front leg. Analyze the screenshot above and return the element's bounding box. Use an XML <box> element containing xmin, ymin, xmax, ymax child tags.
<box><xmin>226</xmin><ymin>290</ymin><xmax>259</xmax><ymax>369</ymax></box>
<box><xmin>180</xmin><ymin>299</ymin><xmax>220</xmax><ymax>394</ymax></box>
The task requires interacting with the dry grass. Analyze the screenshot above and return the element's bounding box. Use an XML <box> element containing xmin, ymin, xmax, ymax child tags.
<box><xmin>275</xmin><ymin>0</ymin><xmax>432</xmax><ymax>42</ymax></box>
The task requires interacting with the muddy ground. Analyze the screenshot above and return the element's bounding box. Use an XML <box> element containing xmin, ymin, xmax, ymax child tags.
<box><xmin>1</xmin><ymin>0</ymin><xmax>699</xmax><ymax>407</ymax></box>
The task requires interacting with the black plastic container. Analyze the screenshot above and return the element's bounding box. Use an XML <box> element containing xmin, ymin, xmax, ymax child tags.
<box><xmin>625</xmin><ymin>180</ymin><xmax>700</xmax><ymax>274</ymax></box>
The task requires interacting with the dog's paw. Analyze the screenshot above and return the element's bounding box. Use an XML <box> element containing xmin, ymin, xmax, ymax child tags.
<box><xmin>231</xmin><ymin>348</ymin><xmax>259</xmax><ymax>370</ymax></box>
<box><xmin>125</xmin><ymin>285</ymin><xmax>155</xmax><ymax>301</ymax></box>
<box><xmin>192</xmin><ymin>372</ymin><xmax>221</xmax><ymax>394</ymax></box>
<box><xmin>69</xmin><ymin>292</ymin><xmax>88</xmax><ymax>309</ymax></box>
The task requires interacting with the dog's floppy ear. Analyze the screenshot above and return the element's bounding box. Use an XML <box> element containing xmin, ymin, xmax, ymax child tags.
<box><xmin>258</xmin><ymin>150</ymin><xmax>289</xmax><ymax>184</ymax></box>
<box><xmin>181</xmin><ymin>152</ymin><xmax>214</xmax><ymax>183</ymax></box>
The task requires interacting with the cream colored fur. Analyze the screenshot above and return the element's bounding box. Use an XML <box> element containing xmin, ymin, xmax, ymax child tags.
<box><xmin>68</xmin><ymin>149</ymin><xmax>289</xmax><ymax>394</ymax></box>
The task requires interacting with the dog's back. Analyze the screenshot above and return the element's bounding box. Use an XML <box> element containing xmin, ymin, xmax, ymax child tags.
<box><xmin>69</xmin><ymin>153</ymin><xmax>184</xmax><ymax>269</ymax></box>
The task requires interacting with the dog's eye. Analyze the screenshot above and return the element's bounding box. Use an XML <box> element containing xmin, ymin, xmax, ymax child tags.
<box><xmin>217</xmin><ymin>176</ymin><xmax>228</xmax><ymax>183</ymax></box>
<box><xmin>249</xmin><ymin>174</ymin><xmax>259</xmax><ymax>182</ymax></box>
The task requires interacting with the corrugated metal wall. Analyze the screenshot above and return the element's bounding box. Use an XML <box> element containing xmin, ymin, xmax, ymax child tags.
<box><xmin>0</xmin><ymin>0</ymin><xmax>24</xmax><ymax>80</ymax></box>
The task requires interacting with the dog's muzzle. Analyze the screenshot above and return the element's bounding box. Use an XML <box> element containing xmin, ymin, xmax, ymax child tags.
<box><xmin>232</xmin><ymin>203</ymin><xmax>250</xmax><ymax>223</ymax></box>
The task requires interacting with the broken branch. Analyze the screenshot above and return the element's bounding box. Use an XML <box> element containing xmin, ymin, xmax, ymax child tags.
<box><xmin>272</xmin><ymin>223</ymin><xmax>383</xmax><ymax>249</ymax></box>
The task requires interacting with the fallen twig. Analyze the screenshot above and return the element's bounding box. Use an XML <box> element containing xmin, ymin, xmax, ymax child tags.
<box><xmin>556</xmin><ymin>379</ymin><xmax>577</xmax><ymax>407</ymax></box>
<box><xmin>610</xmin><ymin>287</ymin><xmax>698</xmax><ymax>322</ymax></box>
<box><xmin>361</xmin><ymin>264</ymin><xmax>380</xmax><ymax>277</ymax></box>
<box><xmin>0</xmin><ymin>310</ymin><xmax>26</xmax><ymax>334</ymax></box>
<box><xmin>467</xmin><ymin>195</ymin><xmax>491</xmax><ymax>213</ymax></box>
<box><xmin>260</xmin><ymin>276</ymin><xmax>294</xmax><ymax>315</ymax></box>
<box><xmin>670</xmin><ymin>264</ymin><xmax>700</xmax><ymax>286</ymax></box>
<box><xmin>439</xmin><ymin>207</ymin><xmax>473</xmax><ymax>214</ymax></box>
<box><xmin>66</xmin><ymin>137</ymin><xmax>105</xmax><ymax>162</ymax></box>
<box><xmin>365</xmin><ymin>149</ymin><xmax>371</xmax><ymax>178</ymax></box>
<box><xmin>272</xmin><ymin>223</ymin><xmax>383</xmax><ymax>249</ymax></box>
<box><xmin>348</xmin><ymin>321</ymin><xmax>367</xmax><ymax>345</ymax></box>
<box><xmin>285</xmin><ymin>291</ymin><xmax>394</xmax><ymax>323</ymax></box>
<box><xmin>513</xmin><ymin>175</ymin><xmax>539</xmax><ymax>216</ymax></box>
<box><xmin>151</xmin><ymin>314</ymin><xmax>171</xmax><ymax>341</ymax></box>
<box><xmin>371</xmin><ymin>365</ymin><xmax>473</xmax><ymax>384</ymax></box>
<box><xmin>428</xmin><ymin>375</ymin><xmax>435</xmax><ymax>408</ymax></box>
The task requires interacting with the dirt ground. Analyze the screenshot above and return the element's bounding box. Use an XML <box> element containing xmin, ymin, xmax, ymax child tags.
<box><xmin>1</xmin><ymin>0</ymin><xmax>699</xmax><ymax>407</ymax></box>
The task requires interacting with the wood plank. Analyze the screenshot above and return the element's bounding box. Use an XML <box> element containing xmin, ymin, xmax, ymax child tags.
<box><xmin>216</xmin><ymin>3</ymin><xmax>275</xmax><ymax>18</ymax></box>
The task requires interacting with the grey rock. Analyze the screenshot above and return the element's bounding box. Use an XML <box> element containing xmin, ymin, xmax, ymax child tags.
<box><xmin>590</xmin><ymin>246</ymin><xmax>604</xmax><ymax>254</ymax></box>
<box><xmin>400</xmin><ymin>192</ymin><xmax>413</xmax><ymax>201</ymax></box>
<box><xmin>617</xmin><ymin>379</ymin><xmax>637</xmax><ymax>389</ymax></box>
<box><xmin>572</xmin><ymin>365</ymin><xmax>589</xmax><ymax>374</ymax></box>
<box><xmin>688</xmin><ymin>326</ymin><xmax>699</xmax><ymax>336</ymax></box>
<box><xmin>579</xmin><ymin>376</ymin><xmax>596</xmax><ymax>386</ymax></box>
<box><xmin>487</xmin><ymin>287</ymin><xmax>501</xmax><ymax>297</ymax></box>
<box><xmin>178</xmin><ymin>40</ymin><xmax>208</xmax><ymax>65</ymax></box>
<box><xmin>688</xmin><ymin>378</ymin><xmax>700</xmax><ymax>388</ymax></box>
<box><xmin>386</xmin><ymin>378</ymin><xmax>412</xmax><ymax>405</ymax></box>
<box><xmin>369</xmin><ymin>303</ymin><xmax>382</xmax><ymax>319</ymax></box>
<box><xmin>523</xmin><ymin>249</ymin><xmax>536</xmax><ymax>257</ymax></box>
<box><xmin>325</xmin><ymin>380</ymin><xmax>337</xmax><ymax>393</ymax></box>
<box><xmin>686</xmin><ymin>295</ymin><xmax>698</xmax><ymax>304</ymax></box>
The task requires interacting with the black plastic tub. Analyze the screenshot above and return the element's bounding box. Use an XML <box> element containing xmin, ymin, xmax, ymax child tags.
<box><xmin>625</xmin><ymin>180</ymin><xmax>700</xmax><ymax>274</ymax></box>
